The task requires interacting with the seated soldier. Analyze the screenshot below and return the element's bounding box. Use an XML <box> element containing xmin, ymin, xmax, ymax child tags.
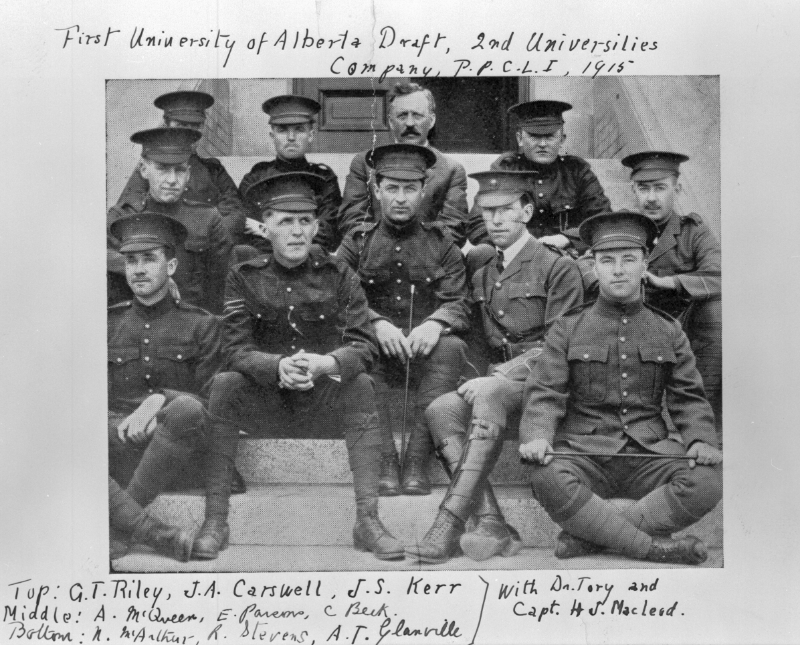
<box><xmin>407</xmin><ymin>171</ymin><xmax>585</xmax><ymax>564</ymax></box>
<box><xmin>109</xmin><ymin>476</ymin><xmax>192</xmax><ymax>563</ymax></box>
<box><xmin>107</xmin><ymin>212</ymin><xmax>222</xmax><ymax>560</ymax></box>
<box><xmin>194</xmin><ymin>172</ymin><xmax>403</xmax><ymax>561</ymax></box>
<box><xmin>108</xmin><ymin>127</ymin><xmax>232</xmax><ymax>313</ymax></box>
<box><xmin>338</xmin><ymin>144</ymin><xmax>471</xmax><ymax>497</ymax></box>
<box><xmin>115</xmin><ymin>90</ymin><xmax>247</xmax><ymax>243</ymax></box>
<box><xmin>519</xmin><ymin>210</ymin><xmax>722</xmax><ymax>565</ymax></box>
<box><xmin>239</xmin><ymin>95</ymin><xmax>342</xmax><ymax>253</ymax></box>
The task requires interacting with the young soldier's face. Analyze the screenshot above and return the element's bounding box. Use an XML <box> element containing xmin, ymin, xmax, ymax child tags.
<box><xmin>375</xmin><ymin>177</ymin><xmax>425</xmax><ymax>224</ymax></box>
<box><xmin>481</xmin><ymin>198</ymin><xmax>533</xmax><ymax>249</ymax></box>
<box><xmin>140</xmin><ymin>159</ymin><xmax>191</xmax><ymax>204</ymax></box>
<box><xmin>516</xmin><ymin>128</ymin><xmax>565</xmax><ymax>165</ymax></box>
<box><xmin>632</xmin><ymin>176</ymin><xmax>680</xmax><ymax>223</ymax></box>
<box><xmin>124</xmin><ymin>247</ymin><xmax>177</xmax><ymax>303</ymax></box>
<box><xmin>593</xmin><ymin>247</ymin><xmax>648</xmax><ymax>303</ymax></box>
<box><xmin>270</xmin><ymin>123</ymin><xmax>314</xmax><ymax>160</ymax></box>
<box><xmin>264</xmin><ymin>210</ymin><xmax>319</xmax><ymax>268</ymax></box>
<box><xmin>388</xmin><ymin>92</ymin><xmax>435</xmax><ymax>145</ymax></box>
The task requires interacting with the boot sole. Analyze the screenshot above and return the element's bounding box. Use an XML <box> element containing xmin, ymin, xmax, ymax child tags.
<box><xmin>404</xmin><ymin>549</ymin><xmax>459</xmax><ymax>565</ymax></box>
<box><xmin>192</xmin><ymin>529</ymin><xmax>230</xmax><ymax>560</ymax></box>
<box><xmin>353</xmin><ymin>540</ymin><xmax>405</xmax><ymax>560</ymax></box>
<box><xmin>401</xmin><ymin>487</ymin><xmax>432</xmax><ymax>496</ymax></box>
<box><xmin>460</xmin><ymin>534</ymin><xmax>511</xmax><ymax>562</ymax></box>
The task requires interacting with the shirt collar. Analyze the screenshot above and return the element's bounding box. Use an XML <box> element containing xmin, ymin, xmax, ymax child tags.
<box><xmin>499</xmin><ymin>231</ymin><xmax>533</xmax><ymax>268</ymax></box>
<box><xmin>132</xmin><ymin>294</ymin><xmax>177</xmax><ymax>319</ymax></box>
<box><xmin>596</xmin><ymin>293</ymin><xmax>645</xmax><ymax>317</ymax></box>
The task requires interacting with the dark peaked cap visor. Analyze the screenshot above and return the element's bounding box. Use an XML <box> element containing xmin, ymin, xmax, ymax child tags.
<box><xmin>366</xmin><ymin>143</ymin><xmax>436</xmax><ymax>181</ymax></box>
<box><xmin>154</xmin><ymin>90</ymin><xmax>214</xmax><ymax>124</ymax></box>
<box><xmin>508</xmin><ymin>100</ymin><xmax>572</xmax><ymax>135</ymax></box>
<box><xmin>469</xmin><ymin>170</ymin><xmax>536</xmax><ymax>208</ymax></box>
<box><xmin>262</xmin><ymin>95</ymin><xmax>321</xmax><ymax>125</ymax></box>
<box><xmin>110</xmin><ymin>211</ymin><xmax>188</xmax><ymax>253</ymax></box>
<box><xmin>244</xmin><ymin>171</ymin><xmax>326</xmax><ymax>213</ymax></box>
<box><xmin>579</xmin><ymin>209</ymin><xmax>659</xmax><ymax>253</ymax></box>
<box><xmin>131</xmin><ymin>127</ymin><xmax>201</xmax><ymax>164</ymax></box>
<box><xmin>621</xmin><ymin>151</ymin><xmax>690</xmax><ymax>182</ymax></box>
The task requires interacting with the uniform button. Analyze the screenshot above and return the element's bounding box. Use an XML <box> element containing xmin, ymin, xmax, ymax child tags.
<box><xmin>620</xmin><ymin>336</ymin><xmax>626</xmax><ymax>342</ymax></box>
<box><xmin>583</xmin><ymin>353</ymin><xmax>590</xmax><ymax>359</ymax></box>
<box><xmin>291</xmin><ymin>345</ymin><xmax>296</xmax><ymax>350</ymax></box>
<box><xmin>657</xmin><ymin>356</ymin><xmax>663</xmax><ymax>362</ymax></box>
<box><xmin>319</xmin><ymin>315</ymin><xmax>325</xmax><ymax>320</ymax></box>
<box><xmin>396</xmin><ymin>279</ymin><xmax>402</xmax><ymax>284</ymax></box>
<box><xmin>395</xmin><ymin>246</ymin><xmax>401</xmax><ymax>252</ymax></box>
<box><xmin>622</xmin><ymin>408</ymin><xmax>628</xmax><ymax>414</ymax></box>
<box><xmin>148</xmin><ymin>389</ymin><xmax>154</xmax><ymax>394</ymax></box>
<box><xmin>622</xmin><ymin>318</ymin><xmax>628</xmax><ymax>324</ymax></box>
<box><xmin>396</xmin><ymin>296</ymin><xmax>402</xmax><ymax>301</ymax></box>
<box><xmin>538</xmin><ymin>192</ymin><xmax>544</xmax><ymax>198</ymax></box>
<box><xmin>177</xmin><ymin>354</ymin><xmax>182</xmax><ymax>359</ymax></box>
<box><xmin>539</xmin><ymin>209</ymin><xmax>544</xmax><ymax>213</ymax></box>
<box><xmin>622</xmin><ymin>372</ymin><xmax>628</xmax><ymax>379</ymax></box>
<box><xmin>621</xmin><ymin>354</ymin><xmax>627</xmax><ymax>360</ymax></box>
<box><xmin>526</xmin><ymin>293</ymin><xmax>531</xmax><ymax>297</ymax></box>
<box><xmin>368</xmin><ymin>279</ymin><xmax>374</xmax><ymax>284</ymax></box>
<box><xmin>314</xmin><ymin>261</ymin><xmax>319</xmax><ymax>267</ymax></box>
<box><xmin>144</xmin><ymin>356</ymin><xmax>150</xmax><ymax>362</ymax></box>
<box><xmin>425</xmin><ymin>277</ymin><xmax>431</xmax><ymax>283</ymax></box>
<box><xmin>286</xmin><ymin>287</ymin><xmax>292</xmax><ymax>292</ymax></box>
<box><xmin>144</xmin><ymin>324</ymin><xmax>150</xmax><ymax>329</ymax></box>
<box><xmin>257</xmin><ymin>314</ymin><xmax>262</xmax><ymax>319</ymax></box>
<box><xmin>291</xmin><ymin>322</ymin><xmax>297</xmax><ymax>328</ymax></box>
<box><xmin>397</xmin><ymin>262</ymin><xmax>403</xmax><ymax>267</ymax></box>
<box><xmin>495</xmin><ymin>282</ymin><xmax>502</xmax><ymax>288</ymax></box>
<box><xmin>538</xmin><ymin>180</ymin><xmax>543</xmax><ymax>185</ymax></box>
<box><xmin>143</xmin><ymin>338</ymin><xmax>149</xmax><ymax>344</ymax></box>
<box><xmin>622</xmin><ymin>391</ymin><xmax>628</xmax><ymax>397</ymax></box>
<box><xmin>145</xmin><ymin>374</ymin><xmax>151</xmax><ymax>379</ymax></box>
<box><xmin>116</xmin><ymin>357</ymin><xmax>122</xmax><ymax>363</ymax></box>
<box><xmin>624</xmin><ymin>425</ymin><xmax>629</xmax><ymax>430</ymax></box>
<box><xmin>498</xmin><ymin>310</ymin><xmax>505</xmax><ymax>317</ymax></box>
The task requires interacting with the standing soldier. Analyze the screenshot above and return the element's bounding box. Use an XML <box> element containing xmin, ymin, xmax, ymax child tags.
<box><xmin>622</xmin><ymin>151</ymin><xmax>722</xmax><ymax>434</ymax></box>
<box><xmin>407</xmin><ymin>171</ymin><xmax>585</xmax><ymax>564</ymax></box>
<box><xmin>108</xmin><ymin>127</ymin><xmax>232</xmax><ymax>314</ymax></box>
<box><xmin>338</xmin><ymin>144</ymin><xmax>471</xmax><ymax>498</ymax></box>
<box><xmin>115</xmin><ymin>90</ymin><xmax>247</xmax><ymax>242</ymax></box>
<box><xmin>107</xmin><ymin>212</ymin><xmax>222</xmax><ymax>561</ymax></box>
<box><xmin>194</xmin><ymin>172</ymin><xmax>403</xmax><ymax>562</ymax></box>
<box><xmin>520</xmin><ymin>211</ymin><xmax>722</xmax><ymax>565</ymax></box>
<box><xmin>476</xmin><ymin>101</ymin><xmax>612</xmax><ymax>252</ymax></box>
<box><xmin>239</xmin><ymin>95</ymin><xmax>342</xmax><ymax>252</ymax></box>
<box><xmin>338</xmin><ymin>82</ymin><xmax>477</xmax><ymax>248</ymax></box>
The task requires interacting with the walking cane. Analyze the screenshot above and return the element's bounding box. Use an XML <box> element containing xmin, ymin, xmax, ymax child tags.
<box><xmin>398</xmin><ymin>284</ymin><xmax>415</xmax><ymax>481</ymax></box>
<box><xmin>521</xmin><ymin>451</ymin><xmax>698</xmax><ymax>464</ymax></box>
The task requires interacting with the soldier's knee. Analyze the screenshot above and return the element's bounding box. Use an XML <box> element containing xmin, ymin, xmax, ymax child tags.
<box><xmin>160</xmin><ymin>395</ymin><xmax>206</xmax><ymax>439</ymax></box>
<box><xmin>465</xmin><ymin>243</ymin><xmax>495</xmax><ymax>276</ymax></box>
<box><xmin>431</xmin><ymin>334</ymin><xmax>467</xmax><ymax>362</ymax></box>
<box><xmin>425</xmin><ymin>391</ymin><xmax>469</xmax><ymax>444</ymax></box>
<box><xmin>688</xmin><ymin>465</ymin><xmax>723</xmax><ymax>511</ymax></box>
<box><xmin>529</xmin><ymin>461</ymin><xmax>586</xmax><ymax>518</ymax></box>
<box><xmin>210</xmin><ymin>371</ymin><xmax>248</xmax><ymax>402</ymax></box>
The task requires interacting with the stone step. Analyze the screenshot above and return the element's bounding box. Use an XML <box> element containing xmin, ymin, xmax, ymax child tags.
<box><xmin>150</xmin><ymin>484</ymin><xmax>723</xmax><ymax>550</ymax></box>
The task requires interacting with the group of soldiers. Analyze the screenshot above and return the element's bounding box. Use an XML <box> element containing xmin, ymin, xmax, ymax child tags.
<box><xmin>107</xmin><ymin>82</ymin><xmax>722</xmax><ymax>567</ymax></box>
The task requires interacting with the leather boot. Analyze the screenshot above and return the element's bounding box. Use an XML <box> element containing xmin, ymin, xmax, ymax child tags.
<box><xmin>401</xmin><ymin>455</ymin><xmax>431</xmax><ymax>495</ymax></box>
<box><xmin>461</xmin><ymin>488</ymin><xmax>523</xmax><ymax>561</ymax></box>
<box><xmin>378</xmin><ymin>452</ymin><xmax>401</xmax><ymax>497</ymax></box>
<box><xmin>644</xmin><ymin>535</ymin><xmax>708</xmax><ymax>565</ymax></box>
<box><xmin>405</xmin><ymin>509</ymin><xmax>464</xmax><ymax>564</ymax></box>
<box><xmin>554</xmin><ymin>530</ymin><xmax>604</xmax><ymax>559</ymax></box>
<box><xmin>192</xmin><ymin>517</ymin><xmax>230</xmax><ymax>561</ymax></box>
<box><xmin>131</xmin><ymin>514</ymin><xmax>193</xmax><ymax>562</ymax></box>
<box><xmin>110</xmin><ymin>528</ymin><xmax>132</xmax><ymax>561</ymax></box>
<box><xmin>353</xmin><ymin>510</ymin><xmax>404</xmax><ymax>560</ymax></box>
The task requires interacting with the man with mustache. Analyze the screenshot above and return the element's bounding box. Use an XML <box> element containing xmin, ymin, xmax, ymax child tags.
<box><xmin>520</xmin><ymin>210</ymin><xmax>722</xmax><ymax>565</ymax></box>
<box><xmin>338</xmin><ymin>82</ymin><xmax>479</xmax><ymax>248</ymax></box>
<box><xmin>338</xmin><ymin>144</ymin><xmax>471</xmax><ymax>498</ymax></box>
<box><xmin>115</xmin><ymin>90</ymin><xmax>247</xmax><ymax>243</ymax></box>
<box><xmin>107</xmin><ymin>212</ymin><xmax>222</xmax><ymax>562</ymax></box>
<box><xmin>482</xmin><ymin>101</ymin><xmax>611</xmax><ymax>253</ymax></box>
<box><xmin>194</xmin><ymin>172</ymin><xmax>403</xmax><ymax>561</ymax></box>
<box><xmin>108</xmin><ymin>127</ymin><xmax>233</xmax><ymax>314</ymax></box>
<box><xmin>239</xmin><ymin>95</ymin><xmax>342</xmax><ymax>252</ymax></box>
<box><xmin>622</xmin><ymin>151</ymin><xmax>722</xmax><ymax>435</ymax></box>
<box><xmin>407</xmin><ymin>171</ymin><xmax>584</xmax><ymax>564</ymax></box>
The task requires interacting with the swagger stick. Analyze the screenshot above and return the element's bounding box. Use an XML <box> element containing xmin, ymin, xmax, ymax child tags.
<box><xmin>399</xmin><ymin>284</ymin><xmax>415</xmax><ymax>481</ymax></box>
<box><xmin>521</xmin><ymin>451</ymin><xmax>699</xmax><ymax>464</ymax></box>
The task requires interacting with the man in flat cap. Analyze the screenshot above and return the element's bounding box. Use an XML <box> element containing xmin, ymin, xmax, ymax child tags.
<box><xmin>238</xmin><ymin>95</ymin><xmax>342</xmax><ymax>252</ymax></box>
<box><xmin>338</xmin><ymin>82</ymin><xmax>479</xmax><ymax>248</ymax></box>
<box><xmin>115</xmin><ymin>90</ymin><xmax>247</xmax><ymax>243</ymax></box>
<box><xmin>107</xmin><ymin>212</ymin><xmax>223</xmax><ymax>561</ymax></box>
<box><xmin>622</xmin><ymin>150</ymin><xmax>722</xmax><ymax>435</ymax></box>
<box><xmin>477</xmin><ymin>100</ymin><xmax>611</xmax><ymax>252</ymax></box>
<box><xmin>108</xmin><ymin>127</ymin><xmax>232</xmax><ymax>314</ymax></box>
<box><xmin>407</xmin><ymin>171</ymin><xmax>584</xmax><ymax>564</ymax></box>
<box><xmin>194</xmin><ymin>172</ymin><xmax>403</xmax><ymax>562</ymax></box>
<box><xmin>338</xmin><ymin>144</ymin><xmax>471</xmax><ymax>498</ymax></box>
<box><xmin>519</xmin><ymin>210</ymin><xmax>722</xmax><ymax>565</ymax></box>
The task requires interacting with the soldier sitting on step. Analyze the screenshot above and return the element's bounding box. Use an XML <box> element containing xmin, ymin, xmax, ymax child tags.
<box><xmin>407</xmin><ymin>171</ymin><xmax>585</xmax><ymax>564</ymax></box>
<box><xmin>194</xmin><ymin>171</ymin><xmax>403</xmax><ymax>562</ymax></box>
<box><xmin>519</xmin><ymin>210</ymin><xmax>722</xmax><ymax>565</ymax></box>
<box><xmin>338</xmin><ymin>144</ymin><xmax>471</xmax><ymax>499</ymax></box>
<box><xmin>107</xmin><ymin>212</ymin><xmax>223</xmax><ymax>561</ymax></box>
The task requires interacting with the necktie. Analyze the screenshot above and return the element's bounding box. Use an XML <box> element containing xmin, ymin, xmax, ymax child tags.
<box><xmin>496</xmin><ymin>249</ymin><xmax>505</xmax><ymax>275</ymax></box>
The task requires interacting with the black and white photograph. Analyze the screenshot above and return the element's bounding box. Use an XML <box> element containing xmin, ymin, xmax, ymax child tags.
<box><xmin>106</xmin><ymin>76</ymin><xmax>723</xmax><ymax>573</ymax></box>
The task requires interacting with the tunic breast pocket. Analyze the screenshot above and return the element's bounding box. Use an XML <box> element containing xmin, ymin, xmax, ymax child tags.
<box><xmin>567</xmin><ymin>345</ymin><xmax>609</xmax><ymax>402</ymax></box>
<box><xmin>154</xmin><ymin>345</ymin><xmax>197</xmax><ymax>389</ymax></box>
<box><xmin>360</xmin><ymin>267</ymin><xmax>391</xmax><ymax>309</ymax></box>
<box><xmin>638</xmin><ymin>345</ymin><xmax>677</xmax><ymax>401</ymax></box>
<box><xmin>504</xmin><ymin>282</ymin><xmax>547</xmax><ymax>334</ymax></box>
<box><xmin>409</xmin><ymin>265</ymin><xmax>446</xmax><ymax>287</ymax></box>
<box><xmin>108</xmin><ymin>346</ymin><xmax>141</xmax><ymax>386</ymax></box>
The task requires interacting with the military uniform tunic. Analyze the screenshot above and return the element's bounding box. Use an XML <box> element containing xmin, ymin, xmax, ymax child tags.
<box><xmin>239</xmin><ymin>156</ymin><xmax>342</xmax><ymax>252</ymax></box>
<box><xmin>338</xmin><ymin>147</ymin><xmax>474</xmax><ymax>247</ymax></box>
<box><xmin>116</xmin><ymin>153</ymin><xmax>247</xmax><ymax>243</ymax></box>
<box><xmin>107</xmin><ymin>197</ymin><xmax>233</xmax><ymax>314</ymax></box>
<box><xmin>476</xmin><ymin>153</ymin><xmax>612</xmax><ymax>244</ymax></box>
